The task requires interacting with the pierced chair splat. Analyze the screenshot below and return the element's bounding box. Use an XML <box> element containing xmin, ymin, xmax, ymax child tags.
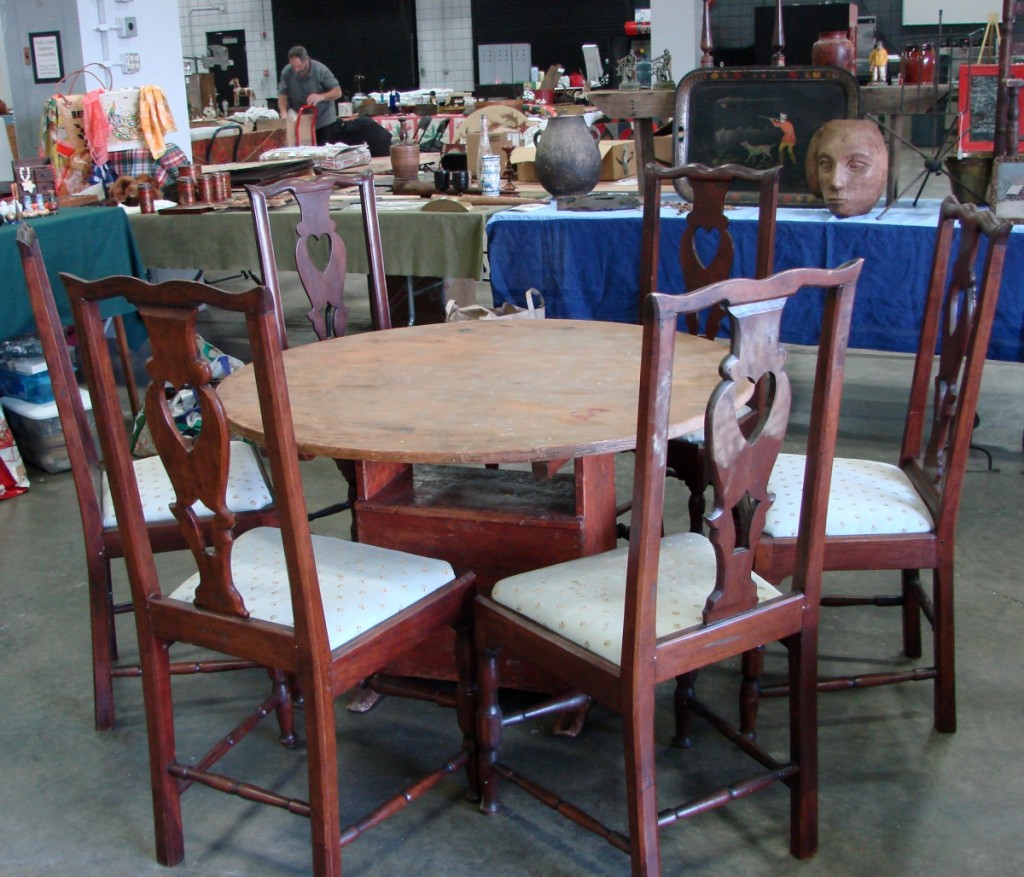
<box><xmin>61</xmin><ymin>272</ymin><xmax>478</xmax><ymax>877</ymax></box>
<box><xmin>747</xmin><ymin>195</ymin><xmax>1012</xmax><ymax>736</ymax></box>
<box><xmin>16</xmin><ymin>225</ymin><xmax>280</xmax><ymax>733</ymax></box>
<box><xmin>248</xmin><ymin>171</ymin><xmax>391</xmax><ymax>527</ymax></box>
<box><xmin>641</xmin><ymin>161</ymin><xmax>781</xmax><ymax>533</ymax></box>
<box><xmin>475</xmin><ymin>259</ymin><xmax>862</xmax><ymax>876</ymax></box>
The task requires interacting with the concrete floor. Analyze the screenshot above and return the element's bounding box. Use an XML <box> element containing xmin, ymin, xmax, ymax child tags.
<box><xmin>2</xmin><ymin>163</ymin><xmax>1022</xmax><ymax>876</ymax></box>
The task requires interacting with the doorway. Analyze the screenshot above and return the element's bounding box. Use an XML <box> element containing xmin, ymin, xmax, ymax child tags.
<box><xmin>206</xmin><ymin>29</ymin><xmax>248</xmax><ymax>111</ymax></box>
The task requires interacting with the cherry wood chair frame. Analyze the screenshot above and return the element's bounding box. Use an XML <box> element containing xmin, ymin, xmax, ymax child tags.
<box><xmin>641</xmin><ymin>161</ymin><xmax>781</xmax><ymax>533</ymax></box>
<box><xmin>748</xmin><ymin>196</ymin><xmax>1012</xmax><ymax>736</ymax></box>
<box><xmin>247</xmin><ymin>171</ymin><xmax>391</xmax><ymax>346</ymax></box>
<box><xmin>16</xmin><ymin>225</ymin><xmax>280</xmax><ymax>732</ymax></box>
<box><xmin>475</xmin><ymin>260</ymin><xmax>862</xmax><ymax>876</ymax></box>
<box><xmin>63</xmin><ymin>271</ymin><xmax>477</xmax><ymax>876</ymax></box>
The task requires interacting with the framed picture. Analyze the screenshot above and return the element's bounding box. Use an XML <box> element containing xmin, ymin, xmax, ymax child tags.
<box><xmin>989</xmin><ymin>155</ymin><xmax>1024</xmax><ymax>222</ymax></box>
<box><xmin>957</xmin><ymin>63</ymin><xmax>1024</xmax><ymax>154</ymax></box>
<box><xmin>674</xmin><ymin>67</ymin><xmax>860</xmax><ymax>205</ymax></box>
<box><xmin>29</xmin><ymin>31</ymin><xmax>63</xmax><ymax>84</ymax></box>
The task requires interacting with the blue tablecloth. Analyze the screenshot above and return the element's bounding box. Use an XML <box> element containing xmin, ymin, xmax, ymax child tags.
<box><xmin>1</xmin><ymin>207</ymin><xmax>144</xmax><ymax>343</ymax></box>
<box><xmin>487</xmin><ymin>198</ymin><xmax>1024</xmax><ymax>362</ymax></box>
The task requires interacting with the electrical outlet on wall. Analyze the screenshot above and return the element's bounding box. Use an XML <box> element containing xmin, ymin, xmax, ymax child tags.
<box><xmin>119</xmin><ymin>52</ymin><xmax>141</xmax><ymax>74</ymax></box>
<box><xmin>116</xmin><ymin>17</ymin><xmax>137</xmax><ymax>38</ymax></box>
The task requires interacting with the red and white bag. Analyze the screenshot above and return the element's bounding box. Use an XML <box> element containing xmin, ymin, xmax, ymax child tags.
<box><xmin>0</xmin><ymin>409</ymin><xmax>29</xmax><ymax>500</ymax></box>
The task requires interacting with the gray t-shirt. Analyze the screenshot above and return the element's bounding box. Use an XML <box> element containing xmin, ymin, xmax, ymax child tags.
<box><xmin>278</xmin><ymin>58</ymin><xmax>340</xmax><ymax>130</ymax></box>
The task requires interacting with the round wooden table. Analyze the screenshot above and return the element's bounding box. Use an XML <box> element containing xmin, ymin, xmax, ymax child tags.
<box><xmin>220</xmin><ymin>319</ymin><xmax>727</xmax><ymax>686</ymax></box>
<box><xmin>218</xmin><ymin>318</ymin><xmax>725</xmax><ymax>465</ymax></box>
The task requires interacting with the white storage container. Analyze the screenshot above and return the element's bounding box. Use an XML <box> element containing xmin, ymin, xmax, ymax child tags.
<box><xmin>1</xmin><ymin>389</ymin><xmax>95</xmax><ymax>474</ymax></box>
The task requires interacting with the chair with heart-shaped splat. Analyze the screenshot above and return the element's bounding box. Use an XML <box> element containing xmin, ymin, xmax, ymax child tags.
<box><xmin>640</xmin><ymin>161</ymin><xmax>782</xmax><ymax>534</ymax></box>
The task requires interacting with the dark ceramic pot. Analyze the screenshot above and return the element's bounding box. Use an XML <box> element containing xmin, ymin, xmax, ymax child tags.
<box><xmin>812</xmin><ymin>30</ymin><xmax>856</xmax><ymax>74</ymax></box>
<box><xmin>533</xmin><ymin>116</ymin><xmax>602</xmax><ymax>199</ymax></box>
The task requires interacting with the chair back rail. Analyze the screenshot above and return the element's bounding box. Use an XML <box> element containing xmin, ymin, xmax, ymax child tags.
<box><xmin>16</xmin><ymin>226</ymin><xmax>105</xmax><ymax>551</ymax></box>
<box><xmin>899</xmin><ymin>196</ymin><xmax>1011</xmax><ymax>535</ymax></box>
<box><xmin>61</xmin><ymin>274</ymin><xmax>330</xmax><ymax>657</ymax></box>
<box><xmin>626</xmin><ymin>259</ymin><xmax>861</xmax><ymax>662</ymax></box>
<box><xmin>641</xmin><ymin>161</ymin><xmax>781</xmax><ymax>336</ymax></box>
<box><xmin>247</xmin><ymin>172</ymin><xmax>390</xmax><ymax>347</ymax></box>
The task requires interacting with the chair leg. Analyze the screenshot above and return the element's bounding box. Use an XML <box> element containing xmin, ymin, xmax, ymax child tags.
<box><xmin>932</xmin><ymin>566</ymin><xmax>957</xmax><ymax>733</ymax></box>
<box><xmin>686</xmin><ymin>483</ymin><xmax>706</xmax><ymax>534</ymax></box>
<box><xmin>671</xmin><ymin>671</ymin><xmax>698</xmax><ymax>749</ymax></box>
<box><xmin>739</xmin><ymin>645</ymin><xmax>765</xmax><ymax>740</ymax></box>
<box><xmin>88</xmin><ymin>554</ymin><xmax>117</xmax><ymax>731</ymax></box>
<box><xmin>786</xmin><ymin>629</ymin><xmax>818</xmax><ymax>860</ymax></box>
<box><xmin>477</xmin><ymin>645</ymin><xmax>502</xmax><ymax>815</ymax></box>
<box><xmin>453</xmin><ymin>618</ymin><xmax>480</xmax><ymax>803</ymax></box>
<box><xmin>302</xmin><ymin>671</ymin><xmax>343</xmax><ymax>877</ymax></box>
<box><xmin>623</xmin><ymin>700</ymin><xmax>661</xmax><ymax>876</ymax></box>
<box><xmin>901</xmin><ymin>569</ymin><xmax>923</xmax><ymax>659</ymax></box>
<box><xmin>269</xmin><ymin>668</ymin><xmax>298</xmax><ymax>747</ymax></box>
<box><xmin>139</xmin><ymin>638</ymin><xmax>185</xmax><ymax>867</ymax></box>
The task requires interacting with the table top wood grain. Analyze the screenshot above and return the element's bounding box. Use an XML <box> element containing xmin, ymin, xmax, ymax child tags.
<box><xmin>218</xmin><ymin>319</ymin><xmax>727</xmax><ymax>465</ymax></box>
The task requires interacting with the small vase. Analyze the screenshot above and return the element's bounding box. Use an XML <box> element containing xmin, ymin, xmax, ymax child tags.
<box><xmin>390</xmin><ymin>144</ymin><xmax>420</xmax><ymax>182</ymax></box>
<box><xmin>812</xmin><ymin>30</ymin><xmax>856</xmax><ymax>75</ymax></box>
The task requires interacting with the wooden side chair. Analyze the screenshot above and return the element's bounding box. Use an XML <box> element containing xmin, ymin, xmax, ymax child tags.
<box><xmin>475</xmin><ymin>260</ymin><xmax>863</xmax><ymax>875</ymax></box>
<box><xmin>642</xmin><ymin>161</ymin><xmax>781</xmax><ymax>533</ymax></box>
<box><xmin>16</xmin><ymin>225</ymin><xmax>280</xmax><ymax>732</ymax></box>
<box><xmin>248</xmin><ymin>171</ymin><xmax>391</xmax><ymax>524</ymax></box>
<box><xmin>247</xmin><ymin>171</ymin><xmax>391</xmax><ymax>345</ymax></box>
<box><xmin>747</xmin><ymin>196</ymin><xmax>1012</xmax><ymax>736</ymax></box>
<box><xmin>62</xmin><ymin>271</ymin><xmax>478</xmax><ymax>877</ymax></box>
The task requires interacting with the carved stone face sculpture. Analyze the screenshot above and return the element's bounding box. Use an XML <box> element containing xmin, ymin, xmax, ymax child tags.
<box><xmin>806</xmin><ymin>120</ymin><xmax>888</xmax><ymax>217</ymax></box>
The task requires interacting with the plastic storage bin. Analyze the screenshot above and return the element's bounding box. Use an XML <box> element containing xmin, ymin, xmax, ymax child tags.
<box><xmin>1</xmin><ymin>389</ymin><xmax>94</xmax><ymax>473</ymax></box>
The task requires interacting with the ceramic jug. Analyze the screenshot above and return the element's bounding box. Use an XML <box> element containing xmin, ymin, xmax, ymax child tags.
<box><xmin>533</xmin><ymin>116</ymin><xmax>602</xmax><ymax>199</ymax></box>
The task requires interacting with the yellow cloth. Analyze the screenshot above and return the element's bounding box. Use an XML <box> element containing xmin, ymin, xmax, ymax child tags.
<box><xmin>138</xmin><ymin>85</ymin><xmax>176</xmax><ymax>159</ymax></box>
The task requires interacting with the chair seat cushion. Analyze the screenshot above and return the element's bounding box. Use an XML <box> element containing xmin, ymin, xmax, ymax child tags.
<box><xmin>169</xmin><ymin>527</ymin><xmax>457</xmax><ymax>651</ymax></box>
<box><xmin>101</xmin><ymin>440</ymin><xmax>273</xmax><ymax>528</ymax></box>
<box><xmin>764</xmin><ymin>453</ymin><xmax>934</xmax><ymax>539</ymax></box>
<box><xmin>490</xmin><ymin>532</ymin><xmax>780</xmax><ymax>665</ymax></box>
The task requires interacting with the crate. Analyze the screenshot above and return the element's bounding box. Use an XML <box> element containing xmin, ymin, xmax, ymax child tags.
<box><xmin>1</xmin><ymin>389</ymin><xmax>94</xmax><ymax>473</ymax></box>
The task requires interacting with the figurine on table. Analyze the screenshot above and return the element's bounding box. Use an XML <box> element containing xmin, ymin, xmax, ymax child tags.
<box><xmin>869</xmin><ymin>40</ymin><xmax>889</xmax><ymax>84</ymax></box>
<box><xmin>651</xmin><ymin>49</ymin><xmax>674</xmax><ymax>89</ymax></box>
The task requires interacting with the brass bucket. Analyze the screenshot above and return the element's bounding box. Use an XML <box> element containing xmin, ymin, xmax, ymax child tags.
<box><xmin>944</xmin><ymin>156</ymin><xmax>993</xmax><ymax>205</ymax></box>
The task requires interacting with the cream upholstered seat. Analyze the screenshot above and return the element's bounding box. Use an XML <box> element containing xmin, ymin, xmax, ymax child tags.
<box><xmin>170</xmin><ymin>527</ymin><xmax>456</xmax><ymax>650</ymax></box>
<box><xmin>101</xmin><ymin>441</ymin><xmax>273</xmax><ymax>527</ymax></box>
<box><xmin>492</xmin><ymin>532</ymin><xmax>780</xmax><ymax>665</ymax></box>
<box><xmin>763</xmin><ymin>453</ymin><xmax>934</xmax><ymax>539</ymax></box>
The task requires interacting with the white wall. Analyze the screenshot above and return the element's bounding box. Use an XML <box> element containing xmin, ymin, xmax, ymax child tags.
<box><xmin>651</xmin><ymin>0</ymin><xmax>701</xmax><ymax>83</ymax></box>
<box><xmin>76</xmin><ymin>0</ymin><xmax>192</xmax><ymax>160</ymax></box>
<box><xmin>1</xmin><ymin>0</ymin><xmax>190</xmax><ymax>161</ymax></box>
<box><xmin>416</xmin><ymin>0</ymin><xmax>475</xmax><ymax>91</ymax></box>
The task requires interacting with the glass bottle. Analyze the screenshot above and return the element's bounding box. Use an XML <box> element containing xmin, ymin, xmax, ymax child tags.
<box><xmin>477</xmin><ymin>114</ymin><xmax>493</xmax><ymax>182</ymax></box>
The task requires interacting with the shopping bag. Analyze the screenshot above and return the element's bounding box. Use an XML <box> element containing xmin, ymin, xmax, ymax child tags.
<box><xmin>0</xmin><ymin>409</ymin><xmax>30</xmax><ymax>500</ymax></box>
<box><xmin>100</xmin><ymin>88</ymin><xmax>146</xmax><ymax>152</ymax></box>
<box><xmin>445</xmin><ymin>288</ymin><xmax>544</xmax><ymax>322</ymax></box>
<box><xmin>49</xmin><ymin>63</ymin><xmax>113</xmax><ymax>155</ymax></box>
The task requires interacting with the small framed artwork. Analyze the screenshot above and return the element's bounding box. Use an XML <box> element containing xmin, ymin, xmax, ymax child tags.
<box><xmin>989</xmin><ymin>155</ymin><xmax>1024</xmax><ymax>223</ymax></box>
<box><xmin>674</xmin><ymin>66</ymin><xmax>860</xmax><ymax>205</ymax></box>
<box><xmin>29</xmin><ymin>31</ymin><xmax>63</xmax><ymax>84</ymax></box>
<box><xmin>957</xmin><ymin>63</ymin><xmax>1024</xmax><ymax>154</ymax></box>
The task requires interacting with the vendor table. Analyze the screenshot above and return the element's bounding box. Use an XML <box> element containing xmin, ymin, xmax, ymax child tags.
<box><xmin>129</xmin><ymin>201</ymin><xmax>491</xmax><ymax>280</ymax></box>
<box><xmin>1</xmin><ymin>207</ymin><xmax>144</xmax><ymax>342</ymax></box>
<box><xmin>487</xmin><ymin>198</ymin><xmax>1024</xmax><ymax>362</ymax></box>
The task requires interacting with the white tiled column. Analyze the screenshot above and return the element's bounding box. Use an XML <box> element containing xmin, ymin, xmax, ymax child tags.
<box><xmin>416</xmin><ymin>0</ymin><xmax>475</xmax><ymax>91</ymax></box>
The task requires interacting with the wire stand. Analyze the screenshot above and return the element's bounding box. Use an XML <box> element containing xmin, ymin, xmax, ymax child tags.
<box><xmin>867</xmin><ymin>111</ymin><xmax>978</xmax><ymax>219</ymax></box>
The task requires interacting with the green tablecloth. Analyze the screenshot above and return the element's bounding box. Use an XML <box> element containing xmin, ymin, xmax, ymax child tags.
<box><xmin>1</xmin><ymin>207</ymin><xmax>144</xmax><ymax>342</ymax></box>
<box><xmin>129</xmin><ymin>203</ymin><xmax>492</xmax><ymax>279</ymax></box>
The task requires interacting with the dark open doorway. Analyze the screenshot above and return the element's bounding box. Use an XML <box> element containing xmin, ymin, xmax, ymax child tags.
<box><xmin>206</xmin><ymin>29</ymin><xmax>248</xmax><ymax>111</ymax></box>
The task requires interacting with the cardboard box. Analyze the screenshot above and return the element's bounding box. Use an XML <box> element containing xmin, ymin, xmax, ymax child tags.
<box><xmin>511</xmin><ymin>140</ymin><xmax>636</xmax><ymax>183</ymax></box>
<box><xmin>653</xmin><ymin>133</ymin><xmax>679</xmax><ymax>164</ymax></box>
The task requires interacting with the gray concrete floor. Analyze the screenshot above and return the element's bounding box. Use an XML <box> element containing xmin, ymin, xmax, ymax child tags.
<box><xmin>2</xmin><ymin>160</ymin><xmax>1022</xmax><ymax>876</ymax></box>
